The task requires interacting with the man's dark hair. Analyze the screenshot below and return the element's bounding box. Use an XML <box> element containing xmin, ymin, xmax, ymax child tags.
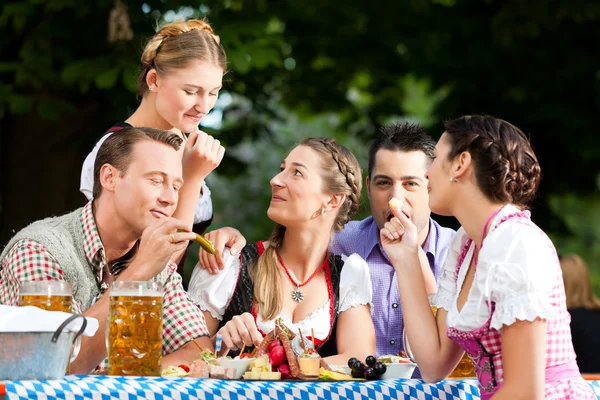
<box><xmin>368</xmin><ymin>122</ymin><xmax>436</xmax><ymax>178</ymax></box>
<box><xmin>92</xmin><ymin>126</ymin><xmax>183</xmax><ymax>198</ymax></box>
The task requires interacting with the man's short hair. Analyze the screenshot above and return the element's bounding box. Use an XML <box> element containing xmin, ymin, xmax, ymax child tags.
<box><xmin>92</xmin><ymin>127</ymin><xmax>183</xmax><ymax>198</ymax></box>
<box><xmin>368</xmin><ymin>122</ymin><xmax>436</xmax><ymax>178</ymax></box>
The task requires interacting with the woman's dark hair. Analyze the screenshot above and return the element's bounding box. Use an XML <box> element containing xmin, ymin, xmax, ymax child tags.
<box><xmin>444</xmin><ymin>115</ymin><xmax>541</xmax><ymax>209</ymax></box>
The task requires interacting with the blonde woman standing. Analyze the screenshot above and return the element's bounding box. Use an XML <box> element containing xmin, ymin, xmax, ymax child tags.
<box><xmin>81</xmin><ymin>19</ymin><xmax>226</xmax><ymax>251</ymax></box>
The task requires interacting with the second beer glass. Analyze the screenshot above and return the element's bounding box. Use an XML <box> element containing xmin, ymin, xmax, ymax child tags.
<box><xmin>19</xmin><ymin>281</ymin><xmax>73</xmax><ymax>312</ymax></box>
<box><xmin>108</xmin><ymin>281</ymin><xmax>163</xmax><ymax>376</ymax></box>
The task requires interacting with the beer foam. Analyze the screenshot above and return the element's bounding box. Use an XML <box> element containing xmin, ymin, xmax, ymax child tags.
<box><xmin>110</xmin><ymin>290</ymin><xmax>162</xmax><ymax>297</ymax></box>
<box><xmin>20</xmin><ymin>293</ymin><xmax>70</xmax><ymax>297</ymax></box>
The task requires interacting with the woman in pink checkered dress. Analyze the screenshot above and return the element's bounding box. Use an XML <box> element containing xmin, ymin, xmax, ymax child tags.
<box><xmin>381</xmin><ymin>115</ymin><xmax>593</xmax><ymax>399</ymax></box>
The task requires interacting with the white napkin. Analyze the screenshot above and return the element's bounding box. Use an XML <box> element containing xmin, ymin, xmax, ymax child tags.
<box><xmin>0</xmin><ymin>305</ymin><xmax>99</xmax><ymax>336</ymax></box>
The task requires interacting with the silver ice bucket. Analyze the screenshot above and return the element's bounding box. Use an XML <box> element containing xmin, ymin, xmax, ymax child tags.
<box><xmin>0</xmin><ymin>313</ymin><xmax>87</xmax><ymax>380</ymax></box>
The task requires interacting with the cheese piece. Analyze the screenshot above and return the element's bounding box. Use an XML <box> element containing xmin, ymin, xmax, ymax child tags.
<box><xmin>260</xmin><ymin>371</ymin><xmax>282</xmax><ymax>380</ymax></box>
<box><xmin>388</xmin><ymin>197</ymin><xmax>403</xmax><ymax>211</ymax></box>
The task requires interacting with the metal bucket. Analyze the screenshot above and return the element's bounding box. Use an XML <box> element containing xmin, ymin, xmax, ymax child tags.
<box><xmin>0</xmin><ymin>314</ymin><xmax>87</xmax><ymax>380</ymax></box>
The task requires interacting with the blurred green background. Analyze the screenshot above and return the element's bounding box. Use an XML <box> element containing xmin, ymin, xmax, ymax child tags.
<box><xmin>1</xmin><ymin>0</ymin><xmax>600</xmax><ymax>291</ymax></box>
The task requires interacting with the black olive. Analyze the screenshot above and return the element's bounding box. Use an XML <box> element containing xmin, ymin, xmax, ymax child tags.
<box><xmin>347</xmin><ymin>357</ymin><xmax>359</xmax><ymax>369</ymax></box>
<box><xmin>365</xmin><ymin>355</ymin><xmax>377</xmax><ymax>367</ymax></box>
<box><xmin>373</xmin><ymin>362</ymin><xmax>387</xmax><ymax>376</ymax></box>
<box><xmin>351</xmin><ymin>368</ymin><xmax>363</xmax><ymax>379</ymax></box>
<box><xmin>352</xmin><ymin>360</ymin><xmax>366</xmax><ymax>373</ymax></box>
<box><xmin>364</xmin><ymin>367</ymin><xmax>378</xmax><ymax>380</ymax></box>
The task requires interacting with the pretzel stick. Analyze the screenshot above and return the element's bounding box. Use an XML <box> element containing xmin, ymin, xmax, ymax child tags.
<box><xmin>298</xmin><ymin>328</ymin><xmax>307</xmax><ymax>353</ymax></box>
<box><xmin>191</xmin><ymin>339</ymin><xmax>205</xmax><ymax>353</ymax></box>
<box><xmin>311</xmin><ymin>328</ymin><xmax>316</xmax><ymax>350</ymax></box>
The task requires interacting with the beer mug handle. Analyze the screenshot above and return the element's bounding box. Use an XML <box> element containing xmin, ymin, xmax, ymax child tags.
<box><xmin>52</xmin><ymin>314</ymin><xmax>88</xmax><ymax>362</ymax></box>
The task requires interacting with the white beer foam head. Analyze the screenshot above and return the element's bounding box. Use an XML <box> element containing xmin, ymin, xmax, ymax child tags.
<box><xmin>110</xmin><ymin>289</ymin><xmax>162</xmax><ymax>297</ymax></box>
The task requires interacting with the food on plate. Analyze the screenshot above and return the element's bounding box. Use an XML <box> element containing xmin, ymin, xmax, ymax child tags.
<box><xmin>377</xmin><ymin>354</ymin><xmax>413</xmax><ymax>364</ymax></box>
<box><xmin>243</xmin><ymin>355</ymin><xmax>282</xmax><ymax>380</ymax></box>
<box><xmin>298</xmin><ymin>352</ymin><xmax>321</xmax><ymax>379</ymax></box>
<box><xmin>365</xmin><ymin>355</ymin><xmax>376</xmax><ymax>367</ymax></box>
<box><xmin>274</xmin><ymin>319</ymin><xmax>300</xmax><ymax>378</ymax></box>
<box><xmin>189</xmin><ymin>359</ymin><xmax>211</xmax><ymax>378</ymax></box>
<box><xmin>161</xmin><ymin>365</ymin><xmax>189</xmax><ymax>377</ymax></box>
<box><xmin>256</xmin><ymin>330</ymin><xmax>276</xmax><ymax>357</ymax></box>
<box><xmin>319</xmin><ymin>367</ymin><xmax>358</xmax><ymax>381</ymax></box>
<box><xmin>209</xmin><ymin>365</ymin><xmax>236</xmax><ymax>379</ymax></box>
<box><xmin>348</xmin><ymin>355</ymin><xmax>389</xmax><ymax>380</ymax></box>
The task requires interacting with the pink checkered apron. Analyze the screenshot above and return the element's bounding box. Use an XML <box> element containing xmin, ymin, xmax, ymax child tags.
<box><xmin>446</xmin><ymin>211</ymin><xmax>594</xmax><ymax>399</ymax></box>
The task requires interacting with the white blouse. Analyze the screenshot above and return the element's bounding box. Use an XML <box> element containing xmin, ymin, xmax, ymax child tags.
<box><xmin>188</xmin><ymin>248</ymin><xmax>373</xmax><ymax>341</ymax></box>
<box><xmin>80</xmin><ymin>132</ymin><xmax>213</xmax><ymax>224</ymax></box>
<box><xmin>433</xmin><ymin>205</ymin><xmax>557</xmax><ymax>332</ymax></box>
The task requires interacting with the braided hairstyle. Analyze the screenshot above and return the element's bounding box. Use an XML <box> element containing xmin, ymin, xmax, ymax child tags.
<box><xmin>136</xmin><ymin>19</ymin><xmax>226</xmax><ymax>95</ymax></box>
<box><xmin>444</xmin><ymin>115</ymin><xmax>541</xmax><ymax>209</ymax></box>
<box><xmin>300</xmin><ymin>137</ymin><xmax>362</xmax><ymax>230</ymax></box>
<box><xmin>251</xmin><ymin>137</ymin><xmax>362</xmax><ymax>320</ymax></box>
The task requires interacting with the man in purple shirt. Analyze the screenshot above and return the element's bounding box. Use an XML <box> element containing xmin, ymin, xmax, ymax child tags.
<box><xmin>330</xmin><ymin>123</ymin><xmax>455</xmax><ymax>357</ymax></box>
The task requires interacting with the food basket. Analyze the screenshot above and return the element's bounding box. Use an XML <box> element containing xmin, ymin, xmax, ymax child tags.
<box><xmin>0</xmin><ymin>314</ymin><xmax>87</xmax><ymax>380</ymax></box>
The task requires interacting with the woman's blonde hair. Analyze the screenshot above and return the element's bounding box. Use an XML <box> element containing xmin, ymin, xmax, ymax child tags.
<box><xmin>137</xmin><ymin>19</ymin><xmax>226</xmax><ymax>95</ymax></box>
<box><xmin>251</xmin><ymin>138</ymin><xmax>363</xmax><ymax>320</ymax></box>
<box><xmin>560</xmin><ymin>253</ymin><xmax>600</xmax><ymax>310</ymax></box>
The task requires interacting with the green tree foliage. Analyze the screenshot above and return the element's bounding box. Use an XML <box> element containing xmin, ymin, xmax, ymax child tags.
<box><xmin>2</xmin><ymin>0</ymin><xmax>600</xmax><ymax>281</ymax></box>
<box><xmin>549</xmin><ymin>175</ymin><xmax>600</xmax><ymax>292</ymax></box>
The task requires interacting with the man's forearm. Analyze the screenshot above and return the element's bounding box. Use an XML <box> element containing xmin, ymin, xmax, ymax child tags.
<box><xmin>162</xmin><ymin>335</ymin><xmax>213</xmax><ymax>367</ymax></box>
<box><xmin>69</xmin><ymin>294</ymin><xmax>110</xmax><ymax>374</ymax></box>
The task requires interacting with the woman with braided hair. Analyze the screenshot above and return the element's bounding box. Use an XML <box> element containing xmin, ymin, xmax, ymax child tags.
<box><xmin>188</xmin><ymin>137</ymin><xmax>376</xmax><ymax>364</ymax></box>
<box><xmin>381</xmin><ymin>115</ymin><xmax>593</xmax><ymax>398</ymax></box>
<box><xmin>81</xmin><ymin>19</ymin><xmax>226</xmax><ymax>256</ymax></box>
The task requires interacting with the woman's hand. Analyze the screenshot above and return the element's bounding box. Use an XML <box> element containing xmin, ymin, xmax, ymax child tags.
<box><xmin>200</xmin><ymin>227</ymin><xmax>247</xmax><ymax>274</ymax></box>
<box><xmin>380</xmin><ymin>206</ymin><xmax>420</xmax><ymax>265</ymax></box>
<box><xmin>217</xmin><ymin>313</ymin><xmax>263</xmax><ymax>354</ymax></box>
<box><xmin>182</xmin><ymin>130</ymin><xmax>225</xmax><ymax>183</ymax></box>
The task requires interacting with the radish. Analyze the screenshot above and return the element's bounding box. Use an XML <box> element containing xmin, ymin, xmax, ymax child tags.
<box><xmin>269</xmin><ymin>345</ymin><xmax>286</xmax><ymax>367</ymax></box>
<box><xmin>268</xmin><ymin>339</ymin><xmax>282</xmax><ymax>352</ymax></box>
<box><xmin>278</xmin><ymin>363</ymin><xmax>291</xmax><ymax>379</ymax></box>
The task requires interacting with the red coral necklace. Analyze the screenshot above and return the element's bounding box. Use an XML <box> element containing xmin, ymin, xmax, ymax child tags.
<box><xmin>276</xmin><ymin>249</ymin><xmax>327</xmax><ymax>303</ymax></box>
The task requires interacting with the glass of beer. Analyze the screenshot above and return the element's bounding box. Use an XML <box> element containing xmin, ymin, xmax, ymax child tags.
<box><xmin>107</xmin><ymin>281</ymin><xmax>163</xmax><ymax>376</ymax></box>
<box><xmin>449</xmin><ymin>352</ymin><xmax>476</xmax><ymax>378</ymax></box>
<box><xmin>18</xmin><ymin>281</ymin><xmax>72</xmax><ymax>312</ymax></box>
<box><xmin>428</xmin><ymin>294</ymin><xmax>475</xmax><ymax>378</ymax></box>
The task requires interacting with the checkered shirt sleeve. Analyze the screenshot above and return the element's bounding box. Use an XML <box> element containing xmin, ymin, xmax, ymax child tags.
<box><xmin>161</xmin><ymin>260</ymin><xmax>209</xmax><ymax>353</ymax></box>
<box><xmin>0</xmin><ymin>239</ymin><xmax>82</xmax><ymax>313</ymax></box>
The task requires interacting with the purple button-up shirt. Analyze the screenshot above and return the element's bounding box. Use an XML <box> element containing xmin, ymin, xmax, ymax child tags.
<box><xmin>331</xmin><ymin>216</ymin><xmax>455</xmax><ymax>357</ymax></box>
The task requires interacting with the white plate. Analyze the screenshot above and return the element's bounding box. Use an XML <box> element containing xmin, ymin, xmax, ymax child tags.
<box><xmin>380</xmin><ymin>362</ymin><xmax>417</xmax><ymax>379</ymax></box>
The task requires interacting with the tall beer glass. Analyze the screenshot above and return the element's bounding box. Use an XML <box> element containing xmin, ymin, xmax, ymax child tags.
<box><xmin>108</xmin><ymin>281</ymin><xmax>163</xmax><ymax>376</ymax></box>
<box><xmin>429</xmin><ymin>295</ymin><xmax>475</xmax><ymax>378</ymax></box>
<box><xmin>19</xmin><ymin>281</ymin><xmax>72</xmax><ymax>312</ymax></box>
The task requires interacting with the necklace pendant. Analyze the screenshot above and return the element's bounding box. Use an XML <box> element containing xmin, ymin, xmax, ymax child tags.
<box><xmin>291</xmin><ymin>286</ymin><xmax>304</xmax><ymax>303</ymax></box>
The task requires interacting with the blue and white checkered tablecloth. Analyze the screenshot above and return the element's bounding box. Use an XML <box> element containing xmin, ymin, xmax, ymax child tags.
<box><xmin>3</xmin><ymin>376</ymin><xmax>600</xmax><ymax>400</ymax></box>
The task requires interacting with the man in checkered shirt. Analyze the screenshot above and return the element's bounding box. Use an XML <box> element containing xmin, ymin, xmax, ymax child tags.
<box><xmin>0</xmin><ymin>127</ymin><xmax>211</xmax><ymax>373</ymax></box>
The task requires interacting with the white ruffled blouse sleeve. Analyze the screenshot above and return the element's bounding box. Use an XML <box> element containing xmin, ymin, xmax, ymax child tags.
<box><xmin>433</xmin><ymin>228</ymin><xmax>468</xmax><ymax>311</ymax></box>
<box><xmin>338</xmin><ymin>253</ymin><xmax>373</xmax><ymax>313</ymax></box>
<box><xmin>80</xmin><ymin>133</ymin><xmax>113</xmax><ymax>200</ymax></box>
<box><xmin>194</xmin><ymin>181</ymin><xmax>213</xmax><ymax>224</ymax></box>
<box><xmin>479</xmin><ymin>223</ymin><xmax>557</xmax><ymax>331</ymax></box>
<box><xmin>187</xmin><ymin>249</ymin><xmax>240</xmax><ymax>321</ymax></box>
